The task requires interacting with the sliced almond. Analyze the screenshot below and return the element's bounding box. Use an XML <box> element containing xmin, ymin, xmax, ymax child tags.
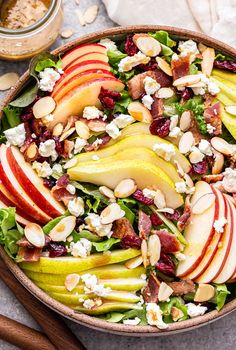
<box><xmin>173</xmin><ymin>75</ymin><xmax>201</xmax><ymax>87</ymax></box>
<box><xmin>211</xmin><ymin>137</ymin><xmax>234</xmax><ymax>156</ymax></box>
<box><xmin>32</xmin><ymin>97</ymin><xmax>56</xmax><ymax>119</ymax></box>
<box><xmin>65</xmin><ymin>273</ymin><xmax>80</xmax><ymax>292</ymax></box>
<box><xmin>64</xmin><ymin>157</ymin><xmax>77</xmax><ymax>169</ymax></box>
<box><xmin>59</xmin><ymin>127</ymin><xmax>75</xmax><ymax>142</ymax></box>
<box><xmin>158</xmin><ymin>282</ymin><xmax>173</xmax><ymax>302</ymax></box>
<box><xmin>125</xmin><ymin>255</ymin><xmax>143</xmax><ymax>269</ymax></box>
<box><xmin>75</xmin><ymin>120</ymin><xmax>90</xmax><ymax>140</ymax></box>
<box><xmin>53</xmin><ymin>123</ymin><xmax>64</xmax><ymax>137</ymax></box>
<box><xmin>201</xmin><ymin>48</ymin><xmax>215</xmax><ymax>77</ymax></box>
<box><xmin>99</xmin><ymin>186</ymin><xmax>115</xmax><ymax>200</ymax></box>
<box><xmin>148</xmin><ymin>234</ymin><xmax>161</xmax><ymax>266</ymax></box>
<box><xmin>225</xmin><ymin>105</ymin><xmax>236</xmax><ymax>116</ymax></box>
<box><xmin>141</xmin><ymin>239</ymin><xmax>149</xmax><ymax>268</ymax></box>
<box><xmin>187</xmin><ymin>81</ymin><xmax>206</xmax><ymax>88</ymax></box>
<box><xmin>83</xmin><ymin>5</ymin><xmax>99</xmax><ymax>24</ymax></box>
<box><xmin>198</xmin><ymin>42</ymin><xmax>207</xmax><ymax>54</ymax></box>
<box><xmin>128</xmin><ymin>101</ymin><xmax>153</xmax><ymax>123</ymax></box>
<box><xmin>49</xmin><ymin>216</ymin><xmax>76</xmax><ymax>242</ymax></box>
<box><xmin>156</xmin><ymin>207</ymin><xmax>174</xmax><ymax>214</ymax></box>
<box><xmin>61</xmin><ymin>29</ymin><xmax>74</xmax><ymax>39</ymax></box>
<box><xmin>183</xmin><ymin>173</ymin><xmax>194</xmax><ymax>188</ymax></box>
<box><xmin>0</xmin><ymin>72</ymin><xmax>19</xmax><ymax>91</ymax></box>
<box><xmin>87</xmin><ymin>119</ymin><xmax>107</xmax><ymax>132</ymax></box>
<box><xmin>212</xmin><ymin>149</ymin><xmax>224</xmax><ymax>175</ymax></box>
<box><xmin>179</xmin><ymin>111</ymin><xmax>192</xmax><ymax>132</ymax></box>
<box><xmin>24</xmin><ymin>223</ymin><xmax>45</xmax><ymax>248</ymax></box>
<box><xmin>191</xmin><ymin>193</ymin><xmax>215</xmax><ymax>214</ymax></box>
<box><xmin>174</xmin><ymin>160</ymin><xmax>185</xmax><ymax>178</ymax></box>
<box><xmin>76</xmin><ymin>9</ymin><xmax>86</xmax><ymax>26</ymax></box>
<box><xmin>171</xmin><ymin>306</ymin><xmax>184</xmax><ymax>321</ymax></box>
<box><xmin>24</xmin><ymin>142</ymin><xmax>38</xmax><ymax>162</ymax></box>
<box><xmin>156</xmin><ymin>57</ymin><xmax>172</xmax><ymax>76</ymax></box>
<box><xmin>178</xmin><ymin>131</ymin><xmax>195</xmax><ymax>154</ymax></box>
<box><xmin>154</xmin><ymin>189</ymin><xmax>166</xmax><ymax>209</ymax></box>
<box><xmin>133</xmin><ymin>34</ymin><xmax>161</xmax><ymax>57</ymax></box>
<box><xmin>194</xmin><ymin>284</ymin><xmax>215</xmax><ymax>302</ymax></box>
<box><xmin>114</xmin><ymin>179</ymin><xmax>137</xmax><ymax>198</ymax></box>
<box><xmin>156</xmin><ymin>87</ymin><xmax>174</xmax><ymax>99</ymax></box>
<box><xmin>100</xmin><ymin>203</ymin><xmax>125</xmax><ymax>225</ymax></box>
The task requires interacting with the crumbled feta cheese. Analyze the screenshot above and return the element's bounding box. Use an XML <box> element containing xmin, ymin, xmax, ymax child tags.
<box><xmin>213</xmin><ymin>217</ymin><xmax>228</xmax><ymax>233</ymax></box>
<box><xmin>32</xmin><ymin>161</ymin><xmax>52</xmax><ymax>178</ymax></box>
<box><xmin>169</xmin><ymin>126</ymin><xmax>182</xmax><ymax>138</ymax></box>
<box><xmin>92</xmin><ymin>284</ymin><xmax>111</xmax><ymax>297</ymax></box>
<box><xmin>83</xmin><ymin>299</ymin><xmax>95</xmax><ymax>309</ymax></box>
<box><xmin>83</xmin><ymin>106</ymin><xmax>103</xmax><ymax>120</ymax></box>
<box><xmin>105</xmin><ymin>121</ymin><xmax>121</xmax><ymax>139</ymax></box>
<box><xmin>113</xmin><ymin>114</ymin><xmax>135</xmax><ymax>129</ymax></box>
<box><xmin>81</xmin><ymin>274</ymin><xmax>98</xmax><ymax>290</ymax></box>
<box><xmin>99</xmin><ymin>38</ymin><xmax>117</xmax><ymax>51</ymax></box>
<box><xmin>174</xmin><ymin>252</ymin><xmax>186</xmax><ymax>261</ymax></box>
<box><xmin>92</xmin><ymin>155</ymin><xmax>100</xmax><ymax>161</ymax></box>
<box><xmin>74</xmin><ymin>137</ymin><xmax>87</xmax><ymax>154</ymax></box>
<box><xmin>153</xmin><ymin>143</ymin><xmax>176</xmax><ymax>161</ymax></box>
<box><xmin>206</xmin><ymin>123</ymin><xmax>216</xmax><ymax>135</ymax></box>
<box><xmin>207</xmin><ymin>80</ymin><xmax>220</xmax><ymax>95</ymax></box>
<box><xmin>143</xmin><ymin>76</ymin><xmax>160</xmax><ymax>95</ymax></box>
<box><xmin>92</xmin><ymin>138</ymin><xmax>103</xmax><ymax>148</ymax></box>
<box><xmin>143</xmin><ymin>188</ymin><xmax>156</xmax><ymax>199</ymax></box>
<box><xmin>222</xmin><ymin>168</ymin><xmax>236</xmax><ymax>193</ymax></box>
<box><xmin>70</xmin><ymin>238</ymin><xmax>92</xmax><ymax>258</ymax></box>
<box><xmin>175</xmin><ymin>181</ymin><xmax>195</xmax><ymax>195</ymax></box>
<box><xmin>178</xmin><ymin>40</ymin><xmax>199</xmax><ymax>56</ymax></box>
<box><xmin>38</xmin><ymin>68</ymin><xmax>61</xmax><ymax>92</ymax></box>
<box><xmin>172</xmin><ymin>53</ymin><xmax>179</xmax><ymax>61</ymax></box>
<box><xmin>123</xmin><ymin>317</ymin><xmax>141</xmax><ymax>325</ymax></box>
<box><xmin>85</xmin><ymin>213</ymin><xmax>113</xmax><ymax>237</ymax></box>
<box><xmin>198</xmin><ymin>139</ymin><xmax>213</xmax><ymax>156</ymax></box>
<box><xmin>118</xmin><ymin>51</ymin><xmax>150</xmax><ymax>72</ymax></box>
<box><xmin>189</xmin><ymin>146</ymin><xmax>205</xmax><ymax>164</ymax></box>
<box><xmin>170</xmin><ymin>115</ymin><xmax>179</xmax><ymax>130</ymax></box>
<box><xmin>68</xmin><ymin>197</ymin><xmax>84</xmax><ymax>217</ymax></box>
<box><xmin>192</xmin><ymin>87</ymin><xmax>206</xmax><ymax>96</ymax></box>
<box><xmin>4</xmin><ymin>123</ymin><xmax>26</xmax><ymax>147</ymax></box>
<box><xmin>142</xmin><ymin>94</ymin><xmax>154</xmax><ymax>110</ymax></box>
<box><xmin>186</xmin><ymin>303</ymin><xmax>207</xmax><ymax>318</ymax></box>
<box><xmin>39</xmin><ymin>139</ymin><xmax>58</xmax><ymax>161</ymax></box>
<box><xmin>66</xmin><ymin>184</ymin><xmax>76</xmax><ymax>195</ymax></box>
<box><xmin>146</xmin><ymin>303</ymin><xmax>168</xmax><ymax>329</ymax></box>
<box><xmin>81</xmin><ymin>273</ymin><xmax>111</xmax><ymax>297</ymax></box>
<box><xmin>52</xmin><ymin>163</ymin><xmax>63</xmax><ymax>175</ymax></box>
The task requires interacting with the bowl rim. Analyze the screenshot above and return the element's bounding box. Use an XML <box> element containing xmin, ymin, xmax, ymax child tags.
<box><xmin>0</xmin><ymin>24</ymin><xmax>236</xmax><ymax>336</ymax></box>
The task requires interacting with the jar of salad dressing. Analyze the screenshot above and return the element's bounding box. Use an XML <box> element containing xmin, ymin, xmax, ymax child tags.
<box><xmin>0</xmin><ymin>0</ymin><xmax>63</xmax><ymax>60</ymax></box>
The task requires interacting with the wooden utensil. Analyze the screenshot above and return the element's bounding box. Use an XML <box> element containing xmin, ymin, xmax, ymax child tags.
<box><xmin>0</xmin><ymin>259</ymin><xmax>86</xmax><ymax>350</ymax></box>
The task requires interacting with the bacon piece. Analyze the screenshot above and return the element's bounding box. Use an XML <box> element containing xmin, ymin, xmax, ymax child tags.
<box><xmin>84</xmin><ymin>135</ymin><xmax>111</xmax><ymax>152</ymax></box>
<box><xmin>138</xmin><ymin>210</ymin><xmax>151</xmax><ymax>239</ymax></box>
<box><xmin>188</xmin><ymin>110</ymin><xmax>202</xmax><ymax>144</ymax></box>
<box><xmin>204</xmin><ymin>93</ymin><xmax>214</xmax><ymax>108</ymax></box>
<box><xmin>154</xmin><ymin>230</ymin><xmax>181</xmax><ymax>253</ymax></box>
<box><xmin>56</xmin><ymin>174</ymin><xmax>70</xmax><ymax>187</ymax></box>
<box><xmin>63</xmin><ymin>140</ymin><xmax>74</xmax><ymax>159</ymax></box>
<box><xmin>151</xmin><ymin>97</ymin><xmax>164</xmax><ymax>119</ymax></box>
<box><xmin>156</xmin><ymin>253</ymin><xmax>175</xmax><ymax>276</ymax></box>
<box><xmin>167</xmin><ymin>279</ymin><xmax>195</xmax><ymax>296</ymax></box>
<box><xmin>154</xmin><ymin>69</ymin><xmax>172</xmax><ymax>87</ymax></box>
<box><xmin>17</xmin><ymin>246</ymin><xmax>42</xmax><ymax>262</ymax></box>
<box><xmin>51</xmin><ymin>186</ymin><xmax>75</xmax><ymax>206</ymax></box>
<box><xmin>177</xmin><ymin>209</ymin><xmax>191</xmax><ymax>232</ymax></box>
<box><xmin>128</xmin><ymin>71</ymin><xmax>157</xmax><ymax>99</ymax></box>
<box><xmin>204</xmin><ymin>102</ymin><xmax>222</xmax><ymax>135</ymax></box>
<box><xmin>171</xmin><ymin>55</ymin><xmax>191</xmax><ymax>80</ymax></box>
<box><xmin>142</xmin><ymin>272</ymin><xmax>160</xmax><ymax>303</ymax></box>
<box><xmin>112</xmin><ymin>217</ymin><xmax>141</xmax><ymax>249</ymax></box>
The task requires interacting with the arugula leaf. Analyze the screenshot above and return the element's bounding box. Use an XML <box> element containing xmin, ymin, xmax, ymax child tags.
<box><xmin>76</xmin><ymin>230</ymin><xmax>102</xmax><ymax>242</ymax></box>
<box><xmin>92</xmin><ymin>238</ymin><xmax>120</xmax><ymax>252</ymax></box>
<box><xmin>9</xmin><ymin>83</ymin><xmax>38</xmax><ymax>108</ymax></box>
<box><xmin>2</xmin><ymin>105</ymin><xmax>22</xmax><ymax>127</ymax></box>
<box><xmin>215</xmin><ymin>52</ymin><xmax>235</xmax><ymax>62</ymax></box>
<box><xmin>149</xmin><ymin>31</ymin><xmax>176</xmax><ymax>47</ymax></box>
<box><xmin>160</xmin><ymin>297</ymin><xmax>189</xmax><ymax>323</ymax></box>
<box><xmin>211</xmin><ymin>284</ymin><xmax>230</xmax><ymax>311</ymax></box>
<box><xmin>107</xmin><ymin>49</ymin><xmax>127</xmax><ymax>67</ymax></box>
<box><xmin>113</xmin><ymin>90</ymin><xmax>132</xmax><ymax>114</ymax></box>
<box><xmin>117</xmin><ymin>199</ymin><xmax>135</xmax><ymax>224</ymax></box>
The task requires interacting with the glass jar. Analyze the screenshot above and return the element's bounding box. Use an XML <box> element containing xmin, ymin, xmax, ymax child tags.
<box><xmin>0</xmin><ymin>0</ymin><xmax>63</xmax><ymax>60</ymax></box>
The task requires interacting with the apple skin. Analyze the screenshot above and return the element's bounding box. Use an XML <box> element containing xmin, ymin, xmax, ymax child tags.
<box><xmin>0</xmin><ymin>190</ymin><xmax>31</xmax><ymax>226</ymax></box>
<box><xmin>0</xmin><ymin>145</ymin><xmax>51</xmax><ymax>224</ymax></box>
<box><xmin>62</xmin><ymin>43</ymin><xmax>107</xmax><ymax>69</ymax></box>
<box><xmin>64</xmin><ymin>51</ymin><xmax>109</xmax><ymax>70</ymax></box>
<box><xmin>73</xmin><ymin>302</ymin><xmax>142</xmax><ymax>315</ymax></box>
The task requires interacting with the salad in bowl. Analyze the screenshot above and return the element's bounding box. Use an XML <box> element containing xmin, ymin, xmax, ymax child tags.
<box><xmin>0</xmin><ymin>28</ymin><xmax>235</xmax><ymax>331</ymax></box>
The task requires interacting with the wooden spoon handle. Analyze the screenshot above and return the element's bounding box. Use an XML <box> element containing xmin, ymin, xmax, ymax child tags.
<box><xmin>0</xmin><ymin>315</ymin><xmax>56</xmax><ymax>350</ymax></box>
<box><xmin>0</xmin><ymin>259</ymin><xmax>86</xmax><ymax>350</ymax></box>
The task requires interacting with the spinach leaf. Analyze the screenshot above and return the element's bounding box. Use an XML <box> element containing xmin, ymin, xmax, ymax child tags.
<box><xmin>123</xmin><ymin>307</ymin><xmax>147</xmax><ymax>325</ymax></box>
<box><xmin>113</xmin><ymin>90</ymin><xmax>132</xmax><ymax>113</ymax></box>
<box><xmin>149</xmin><ymin>30</ymin><xmax>176</xmax><ymax>47</ymax></box>
<box><xmin>160</xmin><ymin>297</ymin><xmax>189</xmax><ymax>323</ymax></box>
<box><xmin>2</xmin><ymin>105</ymin><xmax>22</xmax><ymax>127</ymax></box>
<box><xmin>76</xmin><ymin>230</ymin><xmax>102</xmax><ymax>242</ymax></box>
<box><xmin>92</xmin><ymin>238</ymin><xmax>120</xmax><ymax>252</ymax></box>
<box><xmin>211</xmin><ymin>284</ymin><xmax>230</xmax><ymax>311</ymax></box>
<box><xmin>9</xmin><ymin>83</ymin><xmax>38</xmax><ymax>108</ymax></box>
<box><xmin>117</xmin><ymin>199</ymin><xmax>135</xmax><ymax>224</ymax></box>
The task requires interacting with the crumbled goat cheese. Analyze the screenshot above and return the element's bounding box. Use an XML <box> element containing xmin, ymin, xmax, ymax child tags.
<box><xmin>174</xmin><ymin>252</ymin><xmax>186</xmax><ymax>261</ymax></box>
<box><xmin>206</xmin><ymin>123</ymin><xmax>216</xmax><ymax>134</ymax></box>
<box><xmin>189</xmin><ymin>146</ymin><xmax>205</xmax><ymax>164</ymax></box>
<box><xmin>92</xmin><ymin>155</ymin><xmax>100</xmax><ymax>161</ymax></box>
<box><xmin>4</xmin><ymin>123</ymin><xmax>26</xmax><ymax>147</ymax></box>
<box><xmin>83</xmin><ymin>106</ymin><xmax>103</xmax><ymax>120</ymax></box>
<box><xmin>38</xmin><ymin>68</ymin><xmax>61</xmax><ymax>92</ymax></box>
<box><xmin>57</xmin><ymin>68</ymin><xmax>64</xmax><ymax>75</ymax></box>
<box><xmin>83</xmin><ymin>299</ymin><xmax>96</xmax><ymax>309</ymax></box>
<box><xmin>70</xmin><ymin>238</ymin><xmax>92</xmax><ymax>258</ymax></box>
<box><xmin>169</xmin><ymin>126</ymin><xmax>182</xmax><ymax>138</ymax></box>
<box><xmin>81</xmin><ymin>273</ymin><xmax>111</xmax><ymax>297</ymax></box>
<box><xmin>170</xmin><ymin>115</ymin><xmax>179</xmax><ymax>130</ymax></box>
<box><xmin>207</xmin><ymin>80</ymin><xmax>220</xmax><ymax>95</ymax></box>
<box><xmin>123</xmin><ymin>317</ymin><xmax>141</xmax><ymax>325</ymax></box>
<box><xmin>213</xmin><ymin>217</ymin><xmax>228</xmax><ymax>233</ymax></box>
<box><xmin>32</xmin><ymin>161</ymin><xmax>52</xmax><ymax>178</ymax></box>
<box><xmin>153</xmin><ymin>143</ymin><xmax>176</xmax><ymax>161</ymax></box>
<box><xmin>143</xmin><ymin>188</ymin><xmax>156</xmax><ymax>199</ymax></box>
<box><xmin>92</xmin><ymin>138</ymin><xmax>103</xmax><ymax>148</ymax></box>
<box><xmin>193</xmin><ymin>75</ymin><xmax>220</xmax><ymax>96</ymax></box>
<box><xmin>192</xmin><ymin>86</ymin><xmax>206</xmax><ymax>96</ymax></box>
<box><xmin>142</xmin><ymin>94</ymin><xmax>154</xmax><ymax>110</ymax></box>
<box><xmin>81</xmin><ymin>274</ymin><xmax>98</xmax><ymax>290</ymax></box>
<box><xmin>42</xmin><ymin>114</ymin><xmax>54</xmax><ymax>124</ymax></box>
<box><xmin>198</xmin><ymin>139</ymin><xmax>213</xmax><ymax>156</ymax></box>
<box><xmin>74</xmin><ymin>137</ymin><xmax>87</xmax><ymax>154</ymax></box>
<box><xmin>172</xmin><ymin>53</ymin><xmax>179</xmax><ymax>61</ymax></box>
<box><xmin>113</xmin><ymin>114</ymin><xmax>135</xmax><ymax>129</ymax></box>
<box><xmin>222</xmin><ymin>168</ymin><xmax>236</xmax><ymax>193</ymax></box>
<box><xmin>85</xmin><ymin>213</ymin><xmax>113</xmax><ymax>237</ymax></box>
<box><xmin>178</xmin><ymin>40</ymin><xmax>199</xmax><ymax>56</ymax></box>
<box><xmin>105</xmin><ymin>121</ymin><xmax>121</xmax><ymax>139</ymax></box>
<box><xmin>118</xmin><ymin>51</ymin><xmax>150</xmax><ymax>72</ymax></box>
<box><xmin>175</xmin><ymin>181</ymin><xmax>195</xmax><ymax>195</ymax></box>
<box><xmin>39</xmin><ymin>139</ymin><xmax>58</xmax><ymax>161</ymax></box>
<box><xmin>186</xmin><ymin>303</ymin><xmax>207</xmax><ymax>318</ymax></box>
<box><xmin>68</xmin><ymin>197</ymin><xmax>84</xmax><ymax>217</ymax></box>
<box><xmin>146</xmin><ymin>303</ymin><xmax>168</xmax><ymax>329</ymax></box>
<box><xmin>52</xmin><ymin>163</ymin><xmax>63</xmax><ymax>175</ymax></box>
<box><xmin>99</xmin><ymin>38</ymin><xmax>117</xmax><ymax>51</ymax></box>
<box><xmin>66</xmin><ymin>184</ymin><xmax>76</xmax><ymax>195</ymax></box>
<box><xmin>143</xmin><ymin>76</ymin><xmax>160</xmax><ymax>95</ymax></box>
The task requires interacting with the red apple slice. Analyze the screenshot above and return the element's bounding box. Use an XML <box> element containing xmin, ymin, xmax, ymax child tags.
<box><xmin>50</xmin><ymin>77</ymin><xmax>124</xmax><ymax>129</ymax></box>
<box><xmin>176</xmin><ymin>181</ymin><xmax>216</xmax><ymax>277</ymax></box>
<box><xmin>53</xmin><ymin>69</ymin><xmax>114</xmax><ymax>102</ymax></box>
<box><xmin>62</xmin><ymin>44</ymin><xmax>107</xmax><ymax>69</ymax></box>
<box><xmin>213</xmin><ymin>196</ymin><xmax>236</xmax><ymax>283</ymax></box>
<box><xmin>184</xmin><ymin>187</ymin><xmax>226</xmax><ymax>280</ymax></box>
<box><xmin>196</xmin><ymin>198</ymin><xmax>233</xmax><ymax>283</ymax></box>
<box><xmin>8</xmin><ymin>146</ymin><xmax>65</xmax><ymax>218</ymax></box>
<box><xmin>64</xmin><ymin>52</ymin><xmax>108</xmax><ymax>70</ymax></box>
<box><xmin>52</xmin><ymin>60</ymin><xmax>111</xmax><ymax>98</ymax></box>
<box><xmin>0</xmin><ymin>145</ymin><xmax>51</xmax><ymax>224</ymax></box>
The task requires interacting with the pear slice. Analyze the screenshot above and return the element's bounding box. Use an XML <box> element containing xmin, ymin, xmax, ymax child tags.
<box><xmin>212</xmin><ymin>69</ymin><xmax>236</xmax><ymax>84</ymax></box>
<box><xmin>217</xmin><ymin>92</ymin><xmax>235</xmax><ymax>106</ymax></box>
<box><xmin>72</xmin><ymin>134</ymin><xmax>190</xmax><ymax>173</ymax></box>
<box><xmin>73</xmin><ymin>302</ymin><xmax>142</xmax><ymax>315</ymax></box>
<box><xmin>68</xmin><ymin>159</ymin><xmax>183</xmax><ymax>209</ymax></box>
<box><xmin>19</xmin><ymin>248</ymin><xmax>141</xmax><ymax>274</ymax></box>
<box><xmin>219</xmin><ymin>103</ymin><xmax>236</xmax><ymax>139</ymax></box>
<box><xmin>211</xmin><ymin>76</ymin><xmax>236</xmax><ymax>103</ymax></box>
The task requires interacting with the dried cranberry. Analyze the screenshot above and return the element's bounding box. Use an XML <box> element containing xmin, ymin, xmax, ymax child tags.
<box><xmin>48</xmin><ymin>242</ymin><xmax>67</xmax><ymax>257</ymax></box>
<box><xmin>56</xmin><ymin>174</ymin><xmax>69</xmax><ymax>187</ymax></box>
<box><xmin>21</xmin><ymin>106</ymin><xmax>34</xmax><ymax>122</ymax></box>
<box><xmin>164</xmin><ymin>210</ymin><xmax>181</xmax><ymax>221</ymax></box>
<box><xmin>39</xmin><ymin>130</ymin><xmax>52</xmax><ymax>143</ymax></box>
<box><xmin>149</xmin><ymin>117</ymin><xmax>171</xmax><ymax>137</ymax></box>
<box><xmin>181</xmin><ymin>87</ymin><xmax>193</xmax><ymax>101</ymax></box>
<box><xmin>214</xmin><ymin>60</ymin><xmax>236</xmax><ymax>73</ymax></box>
<box><xmin>191</xmin><ymin>160</ymin><xmax>208</xmax><ymax>175</ymax></box>
<box><xmin>133</xmin><ymin>189</ymin><xmax>154</xmax><ymax>205</ymax></box>
<box><xmin>43</xmin><ymin>178</ymin><xmax>56</xmax><ymax>189</ymax></box>
<box><xmin>121</xmin><ymin>235</ymin><xmax>142</xmax><ymax>249</ymax></box>
<box><xmin>99</xmin><ymin>87</ymin><xmax>121</xmax><ymax>110</ymax></box>
<box><xmin>150</xmin><ymin>212</ymin><xmax>164</xmax><ymax>226</ymax></box>
<box><xmin>76</xmin><ymin>217</ymin><xmax>85</xmax><ymax>227</ymax></box>
<box><xmin>53</xmin><ymin>136</ymin><xmax>64</xmax><ymax>156</ymax></box>
<box><xmin>156</xmin><ymin>253</ymin><xmax>175</xmax><ymax>276</ymax></box>
<box><xmin>124</xmin><ymin>34</ymin><xmax>138</xmax><ymax>56</ymax></box>
<box><xmin>139</xmin><ymin>58</ymin><xmax>158</xmax><ymax>71</ymax></box>
<box><xmin>31</xmin><ymin>119</ymin><xmax>44</xmax><ymax>137</ymax></box>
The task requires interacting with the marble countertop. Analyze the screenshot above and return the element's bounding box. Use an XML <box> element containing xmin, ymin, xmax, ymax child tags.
<box><xmin>0</xmin><ymin>1</ymin><xmax>235</xmax><ymax>349</ymax></box>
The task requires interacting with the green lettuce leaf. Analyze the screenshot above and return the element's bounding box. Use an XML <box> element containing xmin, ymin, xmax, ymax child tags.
<box><xmin>123</xmin><ymin>307</ymin><xmax>147</xmax><ymax>325</ymax></box>
<box><xmin>99</xmin><ymin>312</ymin><xmax>125</xmax><ymax>323</ymax></box>
<box><xmin>113</xmin><ymin>90</ymin><xmax>132</xmax><ymax>114</ymax></box>
<box><xmin>43</xmin><ymin>212</ymin><xmax>70</xmax><ymax>234</ymax></box>
<box><xmin>107</xmin><ymin>49</ymin><xmax>127</xmax><ymax>67</ymax></box>
<box><xmin>159</xmin><ymin>297</ymin><xmax>189</xmax><ymax>323</ymax></box>
<box><xmin>9</xmin><ymin>83</ymin><xmax>38</xmax><ymax>108</ymax></box>
<box><xmin>149</xmin><ymin>31</ymin><xmax>176</xmax><ymax>56</ymax></box>
<box><xmin>211</xmin><ymin>284</ymin><xmax>230</xmax><ymax>311</ymax></box>
<box><xmin>117</xmin><ymin>199</ymin><xmax>135</xmax><ymax>224</ymax></box>
<box><xmin>2</xmin><ymin>105</ymin><xmax>22</xmax><ymax>127</ymax></box>
<box><xmin>92</xmin><ymin>238</ymin><xmax>120</xmax><ymax>252</ymax></box>
<box><xmin>29</xmin><ymin>52</ymin><xmax>62</xmax><ymax>79</ymax></box>
<box><xmin>76</xmin><ymin>230</ymin><xmax>102</xmax><ymax>242</ymax></box>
